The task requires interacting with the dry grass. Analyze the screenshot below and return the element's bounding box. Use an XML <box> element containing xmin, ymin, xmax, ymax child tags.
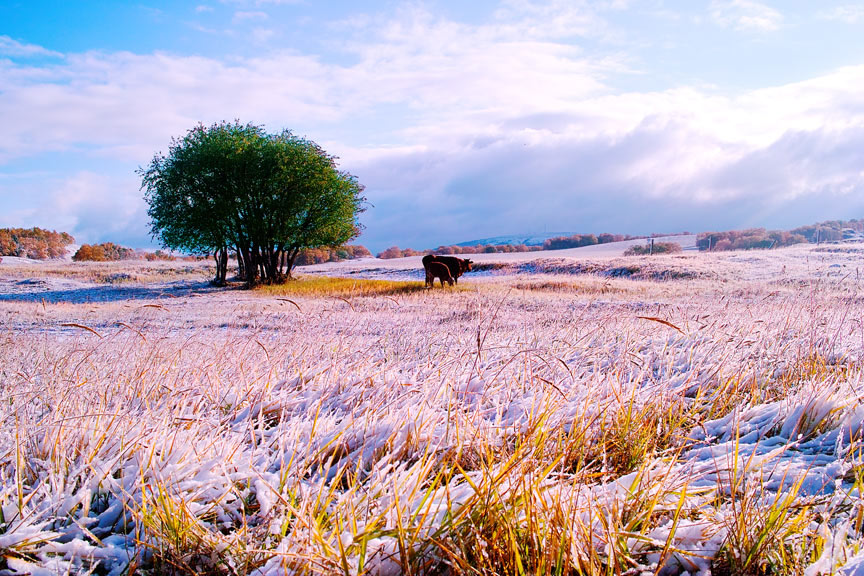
<box><xmin>257</xmin><ymin>276</ymin><xmax>434</xmax><ymax>298</ymax></box>
<box><xmin>2</xmin><ymin>245</ymin><xmax>864</xmax><ymax>575</ymax></box>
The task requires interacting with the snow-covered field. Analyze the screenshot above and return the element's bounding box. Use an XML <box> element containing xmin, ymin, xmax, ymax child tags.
<box><xmin>298</xmin><ymin>235</ymin><xmax>699</xmax><ymax>280</ymax></box>
<box><xmin>2</xmin><ymin>242</ymin><xmax>864</xmax><ymax>575</ymax></box>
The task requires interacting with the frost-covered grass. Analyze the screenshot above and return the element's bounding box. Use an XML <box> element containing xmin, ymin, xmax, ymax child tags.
<box><xmin>0</xmin><ymin>259</ymin><xmax>212</xmax><ymax>284</ymax></box>
<box><xmin>2</xmin><ymin>245</ymin><xmax>864</xmax><ymax>575</ymax></box>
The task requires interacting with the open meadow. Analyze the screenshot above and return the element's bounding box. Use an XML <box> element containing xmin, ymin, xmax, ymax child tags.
<box><xmin>3</xmin><ymin>243</ymin><xmax>864</xmax><ymax>575</ymax></box>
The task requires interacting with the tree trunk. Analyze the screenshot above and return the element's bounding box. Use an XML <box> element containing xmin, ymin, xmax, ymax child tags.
<box><xmin>269</xmin><ymin>246</ymin><xmax>286</xmax><ymax>284</ymax></box>
<box><xmin>236</xmin><ymin>245</ymin><xmax>245</xmax><ymax>280</ymax></box>
<box><xmin>241</xmin><ymin>244</ymin><xmax>260</xmax><ymax>288</ymax></box>
<box><xmin>285</xmin><ymin>247</ymin><xmax>300</xmax><ymax>279</ymax></box>
<box><xmin>219</xmin><ymin>245</ymin><xmax>228</xmax><ymax>284</ymax></box>
<box><xmin>252</xmin><ymin>244</ymin><xmax>285</xmax><ymax>285</ymax></box>
<box><xmin>211</xmin><ymin>246</ymin><xmax>228</xmax><ymax>286</ymax></box>
<box><xmin>211</xmin><ymin>250</ymin><xmax>220</xmax><ymax>285</ymax></box>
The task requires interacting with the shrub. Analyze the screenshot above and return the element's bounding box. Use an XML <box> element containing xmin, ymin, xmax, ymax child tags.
<box><xmin>73</xmin><ymin>242</ymin><xmax>135</xmax><ymax>262</ymax></box>
<box><xmin>377</xmin><ymin>246</ymin><xmax>403</xmax><ymax>259</ymax></box>
<box><xmin>145</xmin><ymin>250</ymin><xmax>177</xmax><ymax>261</ymax></box>
<box><xmin>72</xmin><ymin>244</ymin><xmax>106</xmax><ymax>261</ymax></box>
<box><xmin>624</xmin><ymin>242</ymin><xmax>683</xmax><ymax>256</ymax></box>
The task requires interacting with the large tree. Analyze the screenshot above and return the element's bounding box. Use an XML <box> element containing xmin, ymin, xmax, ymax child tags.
<box><xmin>140</xmin><ymin>122</ymin><xmax>366</xmax><ymax>285</ymax></box>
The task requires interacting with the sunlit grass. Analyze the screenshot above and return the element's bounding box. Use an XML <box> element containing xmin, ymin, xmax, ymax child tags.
<box><xmin>258</xmin><ymin>275</ymin><xmax>433</xmax><ymax>297</ymax></box>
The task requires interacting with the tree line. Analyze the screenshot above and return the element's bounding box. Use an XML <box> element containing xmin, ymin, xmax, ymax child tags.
<box><xmin>376</xmin><ymin>233</ymin><xmax>643</xmax><ymax>259</ymax></box>
<box><xmin>543</xmin><ymin>233</ymin><xmax>640</xmax><ymax>250</ymax></box>
<box><xmin>377</xmin><ymin>244</ymin><xmax>542</xmax><ymax>258</ymax></box>
<box><xmin>0</xmin><ymin>228</ymin><xmax>74</xmax><ymax>259</ymax></box>
<box><xmin>697</xmin><ymin>219</ymin><xmax>864</xmax><ymax>252</ymax></box>
<box><xmin>294</xmin><ymin>245</ymin><xmax>371</xmax><ymax>266</ymax></box>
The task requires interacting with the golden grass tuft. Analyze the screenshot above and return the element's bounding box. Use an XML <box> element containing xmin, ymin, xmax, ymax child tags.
<box><xmin>258</xmin><ymin>276</ymin><xmax>433</xmax><ymax>297</ymax></box>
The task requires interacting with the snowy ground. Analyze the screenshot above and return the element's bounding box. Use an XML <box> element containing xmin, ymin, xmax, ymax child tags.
<box><xmin>2</xmin><ymin>242</ymin><xmax>864</xmax><ymax>575</ymax></box>
<box><xmin>297</xmin><ymin>234</ymin><xmax>699</xmax><ymax>279</ymax></box>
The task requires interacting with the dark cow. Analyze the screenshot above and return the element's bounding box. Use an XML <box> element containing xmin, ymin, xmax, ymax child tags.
<box><xmin>425</xmin><ymin>261</ymin><xmax>454</xmax><ymax>287</ymax></box>
<box><xmin>422</xmin><ymin>254</ymin><xmax>473</xmax><ymax>285</ymax></box>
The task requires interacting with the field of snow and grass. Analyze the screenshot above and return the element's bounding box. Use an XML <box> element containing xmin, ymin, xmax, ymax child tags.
<box><xmin>2</xmin><ymin>241</ymin><xmax>864</xmax><ymax>575</ymax></box>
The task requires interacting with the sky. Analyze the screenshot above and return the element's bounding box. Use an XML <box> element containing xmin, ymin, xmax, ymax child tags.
<box><xmin>2</xmin><ymin>0</ymin><xmax>864</xmax><ymax>253</ymax></box>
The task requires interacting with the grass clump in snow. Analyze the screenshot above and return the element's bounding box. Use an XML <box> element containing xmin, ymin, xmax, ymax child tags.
<box><xmin>711</xmin><ymin>448</ymin><xmax>821</xmax><ymax>576</ymax></box>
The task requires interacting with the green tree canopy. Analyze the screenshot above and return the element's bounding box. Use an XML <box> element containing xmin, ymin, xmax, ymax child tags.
<box><xmin>140</xmin><ymin>122</ymin><xmax>366</xmax><ymax>285</ymax></box>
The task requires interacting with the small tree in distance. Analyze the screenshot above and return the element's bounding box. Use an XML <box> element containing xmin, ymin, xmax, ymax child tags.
<box><xmin>140</xmin><ymin>121</ymin><xmax>366</xmax><ymax>286</ymax></box>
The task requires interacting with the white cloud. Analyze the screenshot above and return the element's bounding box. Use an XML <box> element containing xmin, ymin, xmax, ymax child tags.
<box><xmin>51</xmin><ymin>172</ymin><xmax>143</xmax><ymax>241</ymax></box>
<box><xmin>233</xmin><ymin>10</ymin><xmax>269</xmax><ymax>23</ymax></box>
<box><xmin>252</xmin><ymin>28</ymin><xmax>276</xmax><ymax>43</ymax></box>
<box><xmin>710</xmin><ymin>0</ymin><xmax>783</xmax><ymax>32</ymax></box>
<box><xmin>221</xmin><ymin>0</ymin><xmax>301</xmax><ymax>5</ymax></box>
<box><xmin>492</xmin><ymin>0</ymin><xmax>610</xmax><ymax>40</ymax></box>
<box><xmin>819</xmin><ymin>5</ymin><xmax>864</xmax><ymax>23</ymax></box>
<box><xmin>0</xmin><ymin>171</ymin><xmax>147</xmax><ymax>245</ymax></box>
<box><xmin>2</xmin><ymin>6</ymin><xmax>864</xmax><ymax>249</ymax></box>
<box><xmin>0</xmin><ymin>36</ymin><xmax>63</xmax><ymax>58</ymax></box>
<box><xmin>195</xmin><ymin>4</ymin><xmax>214</xmax><ymax>13</ymax></box>
<box><xmin>0</xmin><ymin>7</ymin><xmax>612</xmax><ymax>164</ymax></box>
<box><xmin>341</xmin><ymin>64</ymin><xmax>864</xmax><ymax>247</ymax></box>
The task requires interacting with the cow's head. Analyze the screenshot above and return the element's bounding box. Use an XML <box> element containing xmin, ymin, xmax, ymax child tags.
<box><xmin>461</xmin><ymin>259</ymin><xmax>473</xmax><ymax>272</ymax></box>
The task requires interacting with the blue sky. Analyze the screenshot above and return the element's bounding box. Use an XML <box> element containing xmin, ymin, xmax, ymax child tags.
<box><xmin>2</xmin><ymin>1</ymin><xmax>864</xmax><ymax>252</ymax></box>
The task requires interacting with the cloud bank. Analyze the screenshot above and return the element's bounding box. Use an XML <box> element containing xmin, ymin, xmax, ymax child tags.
<box><xmin>709</xmin><ymin>0</ymin><xmax>783</xmax><ymax>32</ymax></box>
<box><xmin>1</xmin><ymin>3</ymin><xmax>863</xmax><ymax>251</ymax></box>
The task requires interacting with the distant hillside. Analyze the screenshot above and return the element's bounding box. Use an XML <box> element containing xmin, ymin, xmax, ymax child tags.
<box><xmin>455</xmin><ymin>233</ymin><xmax>575</xmax><ymax>247</ymax></box>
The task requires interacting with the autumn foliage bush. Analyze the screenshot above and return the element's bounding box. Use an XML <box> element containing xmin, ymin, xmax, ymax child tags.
<box><xmin>144</xmin><ymin>250</ymin><xmax>177</xmax><ymax>261</ymax></box>
<box><xmin>0</xmin><ymin>227</ymin><xmax>74</xmax><ymax>259</ymax></box>
<box><xmin>73</xmin><ymin>242</ymin><xmax>135</xmax><ymax>262</ymax></box>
